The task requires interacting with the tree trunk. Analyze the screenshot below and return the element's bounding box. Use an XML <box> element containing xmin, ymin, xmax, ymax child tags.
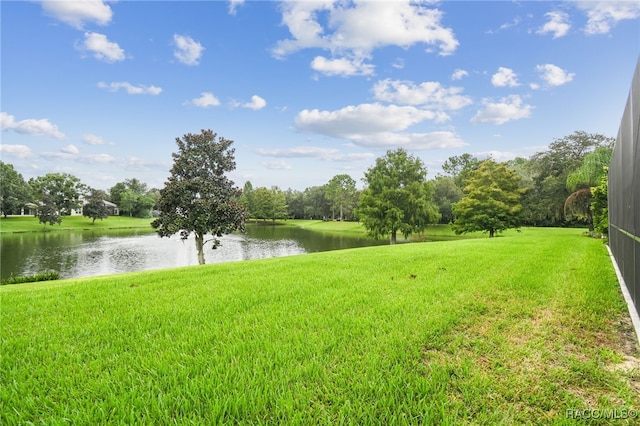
<box><xmin>195</xmin><ymin>233</ymin><xmax>206</xmax><ymax>265</ymax></box>
<box><xmin>489</xmin><ymin>229</ymin><xmax>495</xmax><ymax>238</ymax></box>
<box><xmin>587</xmin><ymin>205</ymin><xmax>594</xmax><ymax>232</ymax></box>
<box><xmin>390</xmin><ymin>229</ymin><xmax>397</xmax><ymax>245</ymax></box>
<box><xmin>339</xmin><ymin>204</ymin><xmax>343</xmax><ymax>221</ymax></box>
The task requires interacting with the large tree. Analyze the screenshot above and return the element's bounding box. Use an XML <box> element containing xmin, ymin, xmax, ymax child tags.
<box><xmin>433</xmin><ymin>176</ymin><xmax>463</xmax><ymax>224</ymax></box>
<box><xmin>109</xmin><ymin>178</ymin><xmax>155</xmax><ymax>217</ymax></box>
<box><xmin>442</xmin><ymin>153</ymin><xmax>481</xmax><ymax>188</ymax></box>
<box><xmin>303</xmin><ymin>185</ymin><xmax>329</xmax><ymax>220</ymax></box>
<box><xmin>239</xmin><ymin>181</ymin><xmax>255</xmax><ymax>219</ymax></box>
<box><xmin>564</xmin><ymin>146</ymin><xmax>613</xmax><ymax>231</ymax></box>
<box><xmin>36</xmin><ymin>192</ymin><xmax>61</xmax><ymax>229</ymax></box>
<box><xmin>28</xmin><ymin>173</ymin><xmax>86</xmax><ymax>216</ymax></box>
<box><xmin>325</xmin><ymin>174</ymin><xmax>357</xmax><ymax>221</ymax></box>
<box><xmin>452</xmin><ymin>160</ymin><xmax>525</xmax><ymax>238</ymax></box>
<box><xmin>152</xmin><ymin>130</ymin><xmax>248</xmax><ymax>265</ymax></box>
<box><xmin>83</xmin><ymin>189</ymin><xmax>110</xmax><ymax>224</ymax></box>
<box><xmin>0</xmin><ymin>162</ymin><xmax>32</xmax><ymax>217</ymax></box>
<box><xmin>527</xmin><ymin>131</ymin><xmax>614</xmax><ymax>226</ymax></box>
<box><xmin>284</xmin><ymin>188</ymin><xmax>305</xmax><ymax>219</ymax></box>
<box><xmin>250</xmin><ymin>186</ymin><xmax>288</xmax><ymax>222</ymax></box>
<box><xmin>357</xmin><ymin>148</ymin><xmax>438</xmax><ymax>244</ymax></box>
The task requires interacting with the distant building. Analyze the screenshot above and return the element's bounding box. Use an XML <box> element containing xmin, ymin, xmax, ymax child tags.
<box><xmin>16</xmin><ymin>200</ymin><xmax>119</xmax><ymax>216</ymax></box>
<box><xmin>103</xmin><ymin>200</ymin><xmax>119</xmax><ymax>216</ymax></box>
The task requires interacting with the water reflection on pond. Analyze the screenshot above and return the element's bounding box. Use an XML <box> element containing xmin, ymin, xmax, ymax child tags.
<box><xmin>1</xmin><ymin>224</ymin><xmax>387</xmax><ymax>280</ymax></box>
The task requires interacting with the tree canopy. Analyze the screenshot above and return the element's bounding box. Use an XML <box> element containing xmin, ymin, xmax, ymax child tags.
<box><xmin>28</xmin><ymin>173</ymin><xmax>86</xmax><ymax>217</ymax></box>
<box><xmin>433</xmin><ymin>176</ymin><xmax>463</xmax><ymax>224</ymax></box>
<box><xmin>442</xmin><ymin>153</ymin><xmax>481</xmax><ymax>188</ymax></box>
<box><xmin>525</xmin><ymin>131</ymin><xmax>614</xmax><ymax>226</ymax></box>
<box><xmin>151</xmin><ymin>130</ymin><xmax>248</xmax><ymax>265</ymax></box>
<box><xmin>452</xmin><ymin>160</ymin><xmax>525</xmax><ymax>238</ymax></box>
<box><xmin>563</xmin><ymin>146</ymin><xmax>613</xmax><ymax>231</ymax></box>
<box><xmin>83</xmin><ymin>189</ymin><xmax>110</xmax><ymax>224</ymax></box>
<box><xmin>36</xmin><ymin>192</ymin><xmax>61</xmax><ymax>229</ymax></box>
<box><xmin>325</xmin><ymin>174</ymin><xmax>357</xmax><ymax>221</ymax></box>
<box><xmin>0</xmin><ymin>161</ymin><xmax>32</xmax><ymax>217</ymax></box>
<box><xmin>251</xmin><ymin>186</ymin><xmax>288</xmax><ymax>222</ymax></box>
<box><xmin>357</xmin><ymin>148</ymin><xmax>438</xmax><ymax>244</ymax></box>
<box><xmin>110</xmin><ymin>178</ymin><xmax>156</xmax><ymax>218</ymax></box>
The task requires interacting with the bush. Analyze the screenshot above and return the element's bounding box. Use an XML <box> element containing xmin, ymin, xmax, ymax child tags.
<box><xmin>1</xmin><ymin>271</ymin><xmax>60</xmax><ymax>285</ymax></box>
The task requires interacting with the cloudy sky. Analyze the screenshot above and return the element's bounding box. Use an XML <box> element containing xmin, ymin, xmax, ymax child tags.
<box><xmin>1</xmin><ymin>0</ymin><xmax>638</xmax><ymax>191</ymax></box>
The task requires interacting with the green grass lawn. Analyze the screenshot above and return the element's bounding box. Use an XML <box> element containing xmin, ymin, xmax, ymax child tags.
<box><xmin>2</xmin><ymin>228</ymin><xmax>639</xmax><ymax>424</ymax></box>
<box><xmin>285</xmin><ymin>219</ymin><xmax>484</xmax><ymax>241</ymax></box>
<box><xmin>0</xmin><ymin>215</ymin><xmax>154</xmax><ymax>233</ymax></box>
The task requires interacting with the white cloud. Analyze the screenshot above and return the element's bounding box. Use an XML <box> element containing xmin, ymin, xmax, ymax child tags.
<box><xmin>173</xmin><ymin>34</ymin><xmax>204</xmax><ymax>66</ymax></box>
<box><xmin>40</xmin><ymin>0</ymin><xmax>113</xmax><ymax>29</ymax></box>
<box><xmin>78</xmin><ymin>32</ymin><xmax>125</xmax><ymax>63</ymax></box>
<box><xmin>41</xmin><ymin>150</ymin><xmax>117</xmax><ymax>164</ymax></box>
<box><xmin>331</xmin><ymin>152</ymin><xmax>375</xmax><ymax>162</ymax></box>
<box><xmin>536</xmin><ymin>64</ymin><xmax>575</xmax><ymax>86</ymax></box>
<box><xmin>0</xmin><ymin>144</ymin><xmax>32</xmax><ymax>159</ymax></box>
<box><xmin>372</xmin><ymin>79</ymin><xmax>472</xmax><ymax>111</ymax></box>
<box><xmin>347</xmin><ymin>131</ymin><xmax>468</xmax><ymax>151</ymax></box>
<box><xmin>82</xmin><ymin>133</ymin><xmax>112</xmax><ymax>145</ymax></box>
<box><xmin>81</xmin><ymin>153</ymin><xmax>116</xmax><ymax>164</ymax></box>
<box><xmin>41</xmin><ymin>151</ymin><xmax>75</xmax><ymax>160</ymax></box>
<box><xmin>191</xmin><ymin>92</ymin><xmax>220</xmax><ymax>108</ymax></box>
<box><xmin>256</xmin><ymin>146</ymin><xmax>375</xmax><ymax>162</ymax></box>
<box><xmin>242</xmin><ymin>95</ymin><xmax>267</xmax><ymax>110</ymax></box>
<box><xmin>98</xmin><ymin>81</ymin><xmax>162</xmax><ymax>95</ymax></box>
<box><xmin>499</xmin><ymin>17</ymin><xmax>522</xmax><ymax>31</ymax></box>
<box><xmin>451</xmin><ymin>69</ymin><xmax>469</xmax><ymax>80</ymax></box>
<box><xmin>537</xmin><ymin>11</ymin><xmax>571</xmax><ymax>38</ymax></box>
<box><xmin>311</xmin><ymin>56</ymin><xmax>375</xmax><ymax>77</ymax></box>
<box><xmin>1</xmin><ymin>112</ymin><xmax>66</xmax><ymax>139</ymax></box>
<box><xmin>475</xmin><ymin>150</ymin><xmax>519</xmax><ymax>162</ymax></box>
<box><xmin>257</xmin><ymin>146</ymin><xmax>339</xmax><ymax>158</ymax></box>
<box><xmin>576</xmin><ymin>1</ymin><xmax>640</xmax><ymax>35</ymax></box>
<box><xmin>392</xmin><ymin>58</ymin><xmax>405</xmax><ymax>70</ymax></box>
<box><xmin>272</xmin><ymin>1</ymin><xmax>458</xmax><ymax>64</ymax></box>
<box><xmin>124</xmin><ymin>157</ymin><xmax>169</xmax><ymax>171</ymax></box>
<box><xmin>228</xmin><ymin>0</ymin><xmax>245</xmax><ymax>15</ymax></box>
<box><xmin>486</xmin><ymin>17</ymin><xmax>524</xmax><ymax>35</ymax></box>
<box><xmin>296</xmin><ymin>103</ymin><xmax>441</xmax><ymax>138</ymax></box>
<box><xmin>61</xmin><ymin>144</ymin><xmax>80</xmax><ymax>155</ymax></box>
<box><xmin>261</xmin><ymin>160</ymin><xmax>292</xmax><ymax>170</ymax></box>
<box><xmin>294</xmin><ymin>103</ymin><xmax>467</xmax><ymax>150</ymax></box>
<box><xmin>491</xmin><ymin>67</ymin><xmax>520</xmax><ymax>87</ymax></box>
<box><xmin>471</xmin><ymin>95</ymin><xmax>533</xmax><ymax>125</ymax></box>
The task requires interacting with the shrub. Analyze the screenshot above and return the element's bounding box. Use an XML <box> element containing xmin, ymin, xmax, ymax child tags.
<box><xmin>1</xmin><ymin>271</ymin><xmax>60</xmax><ymax>285</ymax></box>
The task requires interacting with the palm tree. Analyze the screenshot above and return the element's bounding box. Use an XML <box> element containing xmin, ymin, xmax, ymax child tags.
<box><xmin>564</xmin><ymin>146</ymin><xmax>612</xmax><ymax>230</ymax></box>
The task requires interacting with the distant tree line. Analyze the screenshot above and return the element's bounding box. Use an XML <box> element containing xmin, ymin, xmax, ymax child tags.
<box><xmin>1</xmin><ymin>130</ymin><xmax>613</xmax><ymax>238</ymax></box>
<box><xmin>0</xmin><ymin>163</ymin><xmax>162</xmax><ymax>227</ymax></box>
<box><xmin>238</xmin><ymin>130</ymin><xmax>612</xmax><ymax>237</ymax></box>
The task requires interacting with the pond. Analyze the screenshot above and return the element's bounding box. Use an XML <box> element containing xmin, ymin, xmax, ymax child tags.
<box><xmin>0</xmin><ymin>223</ymin><xmax>388</xmax><ymax>280</ymax></box>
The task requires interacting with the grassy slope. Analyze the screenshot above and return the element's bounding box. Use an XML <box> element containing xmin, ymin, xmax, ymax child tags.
<box><xmin>2</xmin><ymin>228</ymin><xmax>639</xmax><ymax>424</ymax></box>
<box><xmin>0</xmin><ymin>215</ymin><xmax>154</xmax><ymax>233</ymax></box>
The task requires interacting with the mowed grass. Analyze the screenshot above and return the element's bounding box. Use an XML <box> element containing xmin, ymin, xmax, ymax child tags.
<box><xmin>287</xmin><ymin>219</ymin><xmax>370</xmax><ymax>234</ymax></box>
<box><xmin>2</xmin><ymin>228</ymin><xmax>639</xmax><ymax>424</ymax></box>
<box><xmin>286</xmin><ymin>220</ymin><xmax>484</xmax><ymax>241</ymax></box>
<box><xmin>0</xmin><ymin>215</ymin><xmax>154</xmax><ymax>233</ymax></box>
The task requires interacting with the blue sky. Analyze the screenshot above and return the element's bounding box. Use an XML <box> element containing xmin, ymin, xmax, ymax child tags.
<box><xmin>1</xmin><ymin>0</ymin><xmax>639</xmax><ymax>191</ymax></box>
